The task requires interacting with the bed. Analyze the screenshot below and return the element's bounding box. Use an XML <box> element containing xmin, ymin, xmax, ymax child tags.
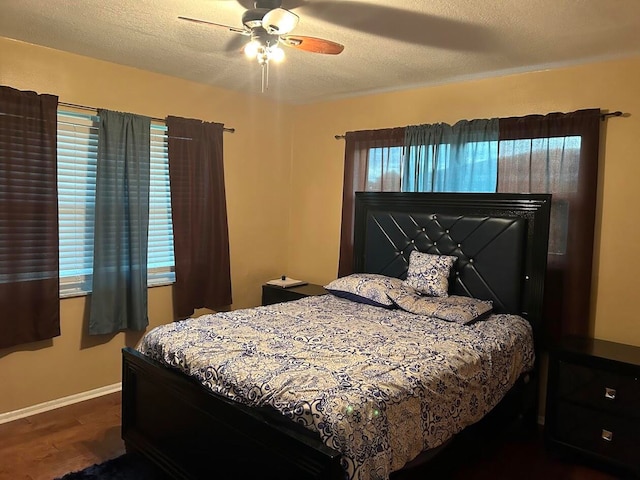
<box><xmin>121</xmin><ymin>192</ymin><xmax>552</xmax><ymax>480</ymax></box>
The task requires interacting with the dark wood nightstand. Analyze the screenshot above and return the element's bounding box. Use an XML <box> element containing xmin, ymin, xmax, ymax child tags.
<box><xmin>261</xmin><ymin>283</ymin><xmax>328</xmax><ymax>306</ymax></box>
<box><xmin>545</xmin><ymin>336</ymin><xmax>640</xmax><ymax>478</ymax></box>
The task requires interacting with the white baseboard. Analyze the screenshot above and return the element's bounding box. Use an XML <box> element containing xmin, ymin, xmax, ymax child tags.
<box><xmin>0</xmin><ymin>382</ymin><xmax>122</xmax><ymax>425</ymax></box>
<box><xmin>0</xmin><ymin>383</ymin><xmax>547</xmax><ymax>428</ymax></box>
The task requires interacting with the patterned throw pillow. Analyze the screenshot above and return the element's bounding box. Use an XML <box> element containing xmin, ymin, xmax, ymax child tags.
<box><xmin>403</xmin><ymin>251</ymin><xmax>457</xmax><ymax>297</ymax></box>
<box><xmin>387</xmin><ymin>286</ymin><xmax>493</xmax><ymax>325</ymax></box>
<box><xmin>324</xmin><ymin>273</ymin><xmax>404</xmax><ymax>308</ymax></box>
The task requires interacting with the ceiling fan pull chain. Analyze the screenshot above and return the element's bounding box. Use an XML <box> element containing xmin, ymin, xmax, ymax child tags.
<box><xmin>266</xmin><ymin>60</ymin><xmax>270</xmax><ymax>90</ymax></box>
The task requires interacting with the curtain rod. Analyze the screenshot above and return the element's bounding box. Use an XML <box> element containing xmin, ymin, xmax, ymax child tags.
<box><xmin>58</xmin><ymin>101</ymin><xmax>235</xmax><ymax>133</ymax></box>
<box><xmin>334</xmin><ymin>110</ymin><xmax>625</xmax><ymax>139</ymax></box>
<box><xmin>600</xmin><ymin>111</ymin><xmax>623</xmax><ymax>121</ymax></box>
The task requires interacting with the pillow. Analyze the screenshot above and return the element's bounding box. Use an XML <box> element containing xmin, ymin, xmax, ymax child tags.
<box><xmin>324</xmin><ymin>273</ymin><xmax>404</xmax><ymax>308</ymax></box>
<box><xmin>387</xmin><ymin>286</ymin><xmax>493</xmax><ymax>325</ymax></box>
<box><xmin>403</xmin><ymin>251</ymin><xmax>457</xmax><ymax>297</ymax></box>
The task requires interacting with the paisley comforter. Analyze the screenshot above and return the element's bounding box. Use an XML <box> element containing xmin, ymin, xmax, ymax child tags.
<box><xmin>138</xmin><ymin>294</ymin><xmax>534</xmax><ymax>480</ymax></box>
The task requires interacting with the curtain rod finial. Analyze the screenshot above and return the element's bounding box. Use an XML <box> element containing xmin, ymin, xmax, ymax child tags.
<box><xmin>601</xmin><ymin>111</ymin><xmax>625</xmax><ymax>121</ymax></box>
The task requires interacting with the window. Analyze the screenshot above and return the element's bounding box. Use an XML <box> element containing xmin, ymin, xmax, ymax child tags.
<box><xmin>366</xmin><ymin>135</ymin><xmax>580</xmax><ymax>256</ymax></box>
<box><xmin>366</xmin><ymin>146</ymin><xmax>404</xmax><ymax>191</ymax></box>
<box><xmin>57</xmin><ymin>111</ymin><xmax>175</xmax><ymax>297</ymax></box>
<box><xmin>497</xmin><ymin>135</ymin><xmax>581</xmax><ymax>256</ymax></box>
<box><xmin>368</xmin><ymin>140</ymin><xmax>498</xmax><ymax>193</ymax></box>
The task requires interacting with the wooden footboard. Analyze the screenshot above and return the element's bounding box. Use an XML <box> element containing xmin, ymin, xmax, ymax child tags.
<box><xmin>121</xmin><ymin>347</ymin><xmax>344</xmax><ymax>480</ymax></box>
<box><xmin>122</xmin><ymin>346</ymin><xmax>536</xmax><ymax>480</ymax></box>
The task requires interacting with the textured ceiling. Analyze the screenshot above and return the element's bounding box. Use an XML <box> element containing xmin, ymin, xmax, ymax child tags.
<box><xmin>1</xmin><ymin>0</ymin><xmax>640</xmax><ymax>104</ymax></box>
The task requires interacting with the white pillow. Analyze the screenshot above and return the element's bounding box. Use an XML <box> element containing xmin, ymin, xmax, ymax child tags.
<box><xmin>387</xmin><ymin>286</ymin><xmax>493</xmax><ymax>324</ymax></box>
<box><xmin>324</xmin><ymin>273</ymin><xmax>404</xmax><ymax>308</ymax></box>
<box><xmin>403</xmin><ymin>251</ymin><xmax>457</xmax><ymax>297</ymax></box>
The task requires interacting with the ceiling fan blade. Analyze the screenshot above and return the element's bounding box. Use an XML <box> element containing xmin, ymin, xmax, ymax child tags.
<box><xmin>262</xmin><ymin>8</ymin><xmax>299</xmax><ymax>35</ymax></box>
<box><xmin>301</xmin><ymin>1</ymin><xmax>498</xmax><ymax>52</ymax></box>
<box><xmin>178</xmin><ymin>16</ymin><xmax>248</xmax><ymax>35</ymax></box>
<box><xmin>280</xmin><ymin>35</ymin><xmax>344</xmax><ymax>54</ymax></box>
<box><xmin>224</xmin><ymin>34</ymin><xmax>250</xmax><ymax>54</ymax></box>
<box><xmin>236</xmin><ymin>0</ymin><xmax>307</xmax><ymax>9</ymax></box>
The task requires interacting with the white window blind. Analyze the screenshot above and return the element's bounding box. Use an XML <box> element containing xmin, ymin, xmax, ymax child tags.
<box><xmin>148</xmin><ymin>123</ymin><xmax>176</xmax><ymax>286</ymax></box>
<box><xmin>57</xmin><ymin>111</ymin><xmax>175</xmax><ymax>297</ymax></box>
<box><xmin>57</xmin><ymin>111</ymin><xmax>97</xmax><ymax>295</ymax></box>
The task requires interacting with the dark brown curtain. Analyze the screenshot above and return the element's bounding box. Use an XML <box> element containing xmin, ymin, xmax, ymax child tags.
<box><xmin>498</xmin><ymin>109</ymin><xmax>600</xmax><ymax>343</ymax></box>
<box><xmin>0</xmin><ymin>86</ymin><xmax>60</xmax><ymax>348</ymax></box>
<box><xmin>166</xmin><ymin>116</ymin><xmax>231</xmax><ymax>318</ymax></box>
<box><xmin>338</xmin><ymin>128</ymin><xmax>405</xmax><ymax>277</ymax></box>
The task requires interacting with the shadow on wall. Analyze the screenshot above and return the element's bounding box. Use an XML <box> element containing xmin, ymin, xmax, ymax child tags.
<box><xmin>0</xmin><ymin>338</ymin><xmax>54</xmax><ymax>359</ymax></box>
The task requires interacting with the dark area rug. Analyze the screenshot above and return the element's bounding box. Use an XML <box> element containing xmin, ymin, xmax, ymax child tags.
<box><xmin>55</xmin><ymin>453</ymin><xmax>170</xmax><ymax>480</ymax></box>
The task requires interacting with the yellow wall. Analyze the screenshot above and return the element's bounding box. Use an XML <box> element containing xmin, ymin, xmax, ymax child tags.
<box><xmin>0</xmin><ymin>37</ymin><xmax>294</xmax><ymax>414</ymax></box>
<box><xmin>287</xmin><ymin>56</ymin><xmax>640</xmax><ymax>348</ymax></box>
<box><xmin>1</xmin><ymin>35</ymin><xmax>639</xmax><ymax>416</ymax></box>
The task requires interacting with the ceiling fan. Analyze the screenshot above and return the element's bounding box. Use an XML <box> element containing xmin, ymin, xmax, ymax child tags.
<box><xmin>179</xmin><ymin>0</ymin><xmax>344</xmax><ymax>91</ymax></box>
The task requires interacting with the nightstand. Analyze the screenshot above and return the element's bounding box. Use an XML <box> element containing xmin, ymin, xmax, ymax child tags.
<box><xmin>545</xmin><ymin>336</ymin><xmax>640</xmax><ymax>478</ymax></box>
<box><xmin>261</xmin><ymin>283</ymin><xmax>328</xmax><ymax>306</ymax></box>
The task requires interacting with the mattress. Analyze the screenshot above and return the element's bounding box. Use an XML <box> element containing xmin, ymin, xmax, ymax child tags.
<box><xmin>138</xmin><ymin>294</ymin><xmax>534</xmax><ymax>480</ymax></box>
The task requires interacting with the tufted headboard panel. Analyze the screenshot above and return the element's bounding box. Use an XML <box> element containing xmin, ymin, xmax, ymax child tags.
<box><xmin>353</xmin><ymin>192</ymin><xmax>551</xmax><ymax>327</ymax></box>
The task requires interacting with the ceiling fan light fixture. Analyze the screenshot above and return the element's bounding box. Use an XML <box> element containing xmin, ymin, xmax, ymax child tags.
<box><xmin>244</xmin><ymin>39</ymin><xmax>261</xmax><ymax>58</ymax></box>
<box><xmin>178</xmin><ymin>3</ymin><xmax>343</xmax><ymax>93</ymax></box>
<box><xmin>269</xmin><ymin>45</ymin><xmax>285</xmax><ymax>62</ymax></box>
<box><xmin>262</xmin><ymin>8</ymin><xmax>299</xmax><ymax>35</ymax></box>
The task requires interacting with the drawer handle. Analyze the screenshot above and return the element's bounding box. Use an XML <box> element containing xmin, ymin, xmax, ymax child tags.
<box><xmin>604</xmin><ymin>387</ymin><xmax>616</xmax><ymax>400</ymax></box>
<box><xmin>601</xmin><ymin>429</ymin><xmax>613</xmax><ymax>442</ymax></box>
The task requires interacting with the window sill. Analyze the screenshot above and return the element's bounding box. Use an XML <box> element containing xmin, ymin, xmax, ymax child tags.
<box><xmin>59</xmin><ymin>279</ymin><xmax>175</xmax><ymax>299</ymax></box>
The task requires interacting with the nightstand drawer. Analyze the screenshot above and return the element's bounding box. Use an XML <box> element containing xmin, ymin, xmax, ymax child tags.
<box><xmin>558</xmin><ymin>361</ymin><xmax>640</xmax><ymax>418</ymax></box>
<box><xmin>546</xmin><ymin>337</ymin><xmax>640</xmax><ymax>477</ymax></box>
<box><xmin>555</xmin><ymin>402</ymin><xmax>640</xmax><ymax>469</ymax></box>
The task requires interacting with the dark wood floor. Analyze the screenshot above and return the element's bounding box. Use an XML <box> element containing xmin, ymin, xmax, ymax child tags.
<box><xmin>0</xmin><ymin>392</ymin><xmax>622</xmax><ymax>480</ymax></box>
<box><xmin>0</xmin><ymin>393</ymin><xmax>124</xmax><ymax>480</ymax></box>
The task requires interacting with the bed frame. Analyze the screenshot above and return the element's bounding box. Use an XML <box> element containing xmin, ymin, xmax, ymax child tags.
<box><xmin>122</xmin><ymin>192</ymin><xmax>551</xmax><ymax>479</ymax></box>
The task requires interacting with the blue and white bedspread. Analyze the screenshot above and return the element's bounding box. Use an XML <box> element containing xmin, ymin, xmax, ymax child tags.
<box><xmin>138</xmin><ymin>295</ymin><xmax>534</xmax><ymax>480</ymax></box>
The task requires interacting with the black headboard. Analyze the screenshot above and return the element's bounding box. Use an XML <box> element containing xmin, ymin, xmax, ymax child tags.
<box><xmin>353</xmin><ymin>192</ymin><xmax>551</xmax><ymax>328</ymax></box>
